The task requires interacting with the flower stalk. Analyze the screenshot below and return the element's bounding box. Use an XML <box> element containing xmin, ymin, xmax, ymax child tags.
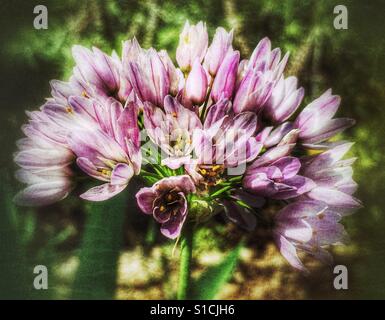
<box><xmin>177</xmin><ymin>224</ymin><xmax>194</xmax><ymax>300</ymax></box>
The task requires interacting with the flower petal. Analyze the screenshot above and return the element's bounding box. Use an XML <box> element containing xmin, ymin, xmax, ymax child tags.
<box><xmin>110</xmin><ymin>163</ymin><xmax>134</xmax><ymax>185</ymax></box>
<box><xmin>274</xmin><ymin>234</ymin><xmax>306</xmax><ymax>271</ymax></box>
<box><xmin>80</xmin><ymin>183</ymin><xmax>127</xmax><ymax>201</ymax></box>
<box><xmin>136</xmin><ymin>187</ymin><xmax>156</xmax><ymax>214</ymax></box>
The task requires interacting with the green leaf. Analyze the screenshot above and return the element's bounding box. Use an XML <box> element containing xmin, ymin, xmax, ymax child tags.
<box><xmin>71</xmin><ymin>190</ymin><xmax>128</xmax><ymax>299</ymax></box>
<box><xmin>189</xmin><ymin>240</ymin><xmax>244</xmax><ymax>300</ymax></box>
<box><xmin>210</xmin><ymin>185</ymin><xmax>232</xmax><ymax>198</ymax></box>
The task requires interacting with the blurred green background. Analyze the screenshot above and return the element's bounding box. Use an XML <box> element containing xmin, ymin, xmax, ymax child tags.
<box><xmin>1</xmin><ymin>0</ymin><xmax>385</xmax><ymax>299</ymax></box>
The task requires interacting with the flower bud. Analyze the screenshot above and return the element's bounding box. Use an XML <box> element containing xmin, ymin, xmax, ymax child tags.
<box><xmin>176</xmin><ymin>21</ymin><xmax>208</xmax><ymax>72</ymax></box>
<box><xmin>211</xmin><ymin>51</ymin><xmax>240</xmax><ymax>103</ymax></box>
<box><xmin>185</xmin><ymin>59</ymin><xmax>208</xmax><ymax>105</ymax></box>
<box><xmin>204</xmin><ymin>27</ymin><xmax>233</xmax><ymax>76</ymax></box>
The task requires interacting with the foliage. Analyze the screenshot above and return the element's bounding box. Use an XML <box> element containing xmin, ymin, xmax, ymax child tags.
<box><xmin>190</xmin><ymin>240</ymin><xmax>243</xmax><ymax>300</ymax></box>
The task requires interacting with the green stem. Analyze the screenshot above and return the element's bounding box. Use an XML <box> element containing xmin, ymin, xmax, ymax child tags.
<box><xmin>177</xmin><ymin>225</ymin><xmax>194</xmax><ymax>300</ymax></box>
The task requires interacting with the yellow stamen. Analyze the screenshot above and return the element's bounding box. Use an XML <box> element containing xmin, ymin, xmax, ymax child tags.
<box><xmin>160</xmin><ymin>205</ymin><xmax>166</xmax><ymax>212</ymax></box>
<box><xmin>65</xmin><ymin>106</ymin><xmax>73</xmax><ymax>114</ymax></box>
<box><xmin>183</xmin><ymin>35</ymin><xmax>190</xmax><ymax>44</ymax></box>
<box><xmin>100</xmin><ymin>169</ymin><xmax>111</xmax><ymax>177</ymax></box>
<box><xmin>82</xmin><ymin>91</ymin><xmax>89</xmax><ymax>98</ymax></box>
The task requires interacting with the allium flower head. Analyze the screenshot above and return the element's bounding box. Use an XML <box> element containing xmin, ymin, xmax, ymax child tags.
<box><xmin>15</xmin><ymin>21</ymin><xmax>359</xmax><ymax>273</ymax></box>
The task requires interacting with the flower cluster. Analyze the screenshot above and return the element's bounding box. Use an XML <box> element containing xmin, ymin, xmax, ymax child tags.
<box><xmin>14</xmin><ymin>21</ymin><xmax>361</xmax><ymax>271</ymax></box>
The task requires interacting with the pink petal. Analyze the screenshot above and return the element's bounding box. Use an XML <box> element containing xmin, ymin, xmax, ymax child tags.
<box><xmin>275</xmin><ymin>234</ymin><xmax>306</xmax><ymax>271</ymax></box>
<box><xmin>110</xmin><ymin>163</ymin><xmax>134</xmax><ymax>186</ymax></box>
<box><xmin>135</xmin><ymin>187</ymin><xmax>156</xmax><ymax>214</ymax></box>
<box><xmin>80</xmin><ymin>183</ymin><xmax>127</xmax><ymax>201</ymax></box>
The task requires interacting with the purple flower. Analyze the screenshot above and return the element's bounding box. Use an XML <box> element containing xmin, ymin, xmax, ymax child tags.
<box><xmin>176</xmin><ymin>21</ymin><xmax>208</xmax><ymax>72</ymax></box>
<box><xmin>244</xmin><ymin>156</ymin><xmax>315</xmax><ymax>199</ymax></box>
<box><xmin>188</xmin><ymin>99</ymin><xmax>260</xmax><ymax>183</ymax></box>
<box><xmin>263</xmin><ymin>76</ymin><xmax>304</xmax><ymax>123</ymax></box>
<box><xmin>204</xmin><ymin>27</ymin><xmax>234</xmax><ymax>76</ymax></box>
<box><xmin>233</xmin><ymin>68</ymin><xmax>273</xmax><ymax>113</ymax></box>
<box><xmin>274</xmin><ymin>200</ymin><xmax>348</xmax><ymax>271</ymax></box>
<box><xmin>301</xmin><ymin>142</ymin><xmax>361</xmax><ymax>212</ymax></box>
<box><xmin>233</xmin><ymin>37</ymin><xmax>289</xmax><ymax>114</ymax></box>
<box><xmin>247</xmin><ymin>37</ymin><xmax>288</xmax><ymax>73</ymax></box>
<box><xmin>72</xmin><ymin>45</ymin><xmax>121</xmax><ymax>100</ymax></box>
<box><xmin>125</xmin><ymin>39</ymin><xmax>171</xmax><ymax>107</ymax></box>
<box><xmin>16</xmin><ymin>70</ymin><xmax>142</xmax><ymax>205</ymax></box>
<box><xmin>14</xmin><ymin>165</ymin><xmax>73</xmax><ymax>207</ymax></box>
<box><xmin>14</xmin><ymin>108</ymin><xmax>75</xmax><ymax>206</ymax></box>
<box><xmin>56</xmin><ymin>46</ymin><xmax>134</xmax><ymax>105</ymax></box>
<box><xmin>247</xmin><ymin>134</ymin><xmax>297</xmax><ymax>169</ymax></box>
<box><xmin>159</xmin><ymin>50</ymin><xmax>184</xmax><ymax>97</ymax></box>
<box><xmin>294</xmin><ymin>89</ymin><xmax>355</xmax><ymax>145</ymax></box>
<box><xmin>211</xmin><ymin>51</ymin><xmax>240</xmax><ymax>103</ymax></box>
<box><xmin>184</xmin><ymin>59</ymin><xmax>208</xmax><ymax>106</ymax></box>
<box><xmin>67</xmin><ymin>99</ymin><xmax>141</xmax><ymax>201</ymax></box>
<box><xmin>136</xmin><ymin>175</ymin><xmax>196</xmax><ymax>239</ymax></box>
<box><xmin>263</xmin><ymin>122</ymin><xmax>298</xmax><ymax>148</ymax></box>
<box><xmin>13</xmin><ymin>83</ymin><xmax>108</xmax><ymax>206</ymax></box>
<box><xmin>143</xmin><ymin>95</ymin><xmax>202</xmax><ymax>169</ymax></box>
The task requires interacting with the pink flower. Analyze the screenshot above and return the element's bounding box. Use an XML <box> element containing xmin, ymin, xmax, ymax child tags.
<box><xmin>211</xmin><ymin>51</ymin><xmax>240</xmax><ymax>103</ymax></box>
<box><xmin>67</xmin><ymin>100</ymin><xmax>141</xmax><ymax>201</ymax></box>
<box><xmin>72</xmin><ymin>45</ymin><xmax>124</xmax><ymax>101</ymax></box>
<box><xmin>14</xmin><ymin>21</ymin><xmax>360</xmax><ymax>273</ymax></box>
<box><xmin>184</xmin><ymin>59</ymin><xmax>208</xmax><ymax>106</ymax></box>
<box><xmin>301</xmin><ymin>142</ymin><xmax>361</xmax><ymax>212</ymax></box>
<box><xmin>244</xmin><ymin>157</ymin><xmax>315</xmax><ymax>199</ymax></box>
<box><xmin>274</xmin><ymin>200</ymin><xmax>348</xmax><ymax>271</ymax></box>
<box><xmin>233</xmin><ymin>37</ymin><xmax>289</xmax><ymax>114</ymax></box>
<box><xmin>14</xmin><ymin>108</ymin><xmax>74</xmax><ymax>206</ymax></box>
<box><xmin>176</xmin><ymin>21</ymin><xmax>208</xmax><ymax>72</ymax></box>
<box><xmin>294</xmin><ymin>89</ymin><xmax>355</xmax><ymax>145</ymax></box>
<box><xmin>143</xmin><ymin>95</ymin><xmax>202</xmax><ymax>170</ymax></box>
<box><xmin>125</xmin><ymin>39</ymin><xmax>171</xmax><ymax>107</ymax></box>
<box><xmin>136</xmin><ymin>175</ymin><xmax>196</xmax><ymax>239</ymax></box>
<box><xmin>263</xmin><ymin>76</ymin><xmax>304</xmax><ymax>123</ymax></box>
<box><xmin>204</xmin><ymin>27</ymin><xmax>234</xmax><ymax>76</ymax></box>
<box><xmin>187</xmin><ymin>99</ymin><xmax>260</xmax><ymax>183</ymax></box>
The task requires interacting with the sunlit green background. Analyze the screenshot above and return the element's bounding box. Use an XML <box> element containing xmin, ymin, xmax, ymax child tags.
<box><xmin>1</xmin><ymin>0</ymin><xmax>385</xmax><ymax>299</ymax></box>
